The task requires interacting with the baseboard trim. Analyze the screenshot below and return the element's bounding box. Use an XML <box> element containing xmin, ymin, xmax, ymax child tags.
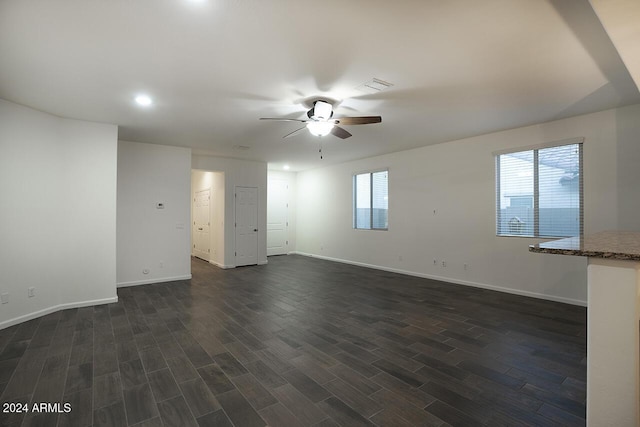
<box><xmin>209</xmin><ymin>260</ymin><xmax>267</xmax><ymax>268</ymax></box>
<box><xmin>208</xmin><ymin>260</ymin><xmax>235</xmax><ymax>269</ymax></box>
<box><xmin>0</xmin><ymin>296</ymin><xmax>119</xmax><ymax>330</ymax></box>
<box><xmin>292</xmin><ymin>251</ymin><xmax>587</xmax><ymax>307</ymax></box>
<box><xmin>117</xmin><ymin>275</ymin><xmax>192</xmax><ymax>288</ymax></box>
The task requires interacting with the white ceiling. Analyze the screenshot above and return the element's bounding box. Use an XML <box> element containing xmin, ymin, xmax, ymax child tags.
<box><xmin>1</xmin><ymin>0</ymin><xmax>639</xmax><ymax>171</ymax></box>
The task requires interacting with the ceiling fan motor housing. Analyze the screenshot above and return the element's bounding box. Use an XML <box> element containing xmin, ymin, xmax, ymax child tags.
<box><xmin>307</xmin><ymin>100</ymin><xmax>334</xmax><ymax>120</ymax></box>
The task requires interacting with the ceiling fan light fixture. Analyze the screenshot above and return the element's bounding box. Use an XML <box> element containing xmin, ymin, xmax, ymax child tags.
<box><xmin>306</xmin><ymin>121</ymin><xmax>333</xmax><ymax>137</ymax></box>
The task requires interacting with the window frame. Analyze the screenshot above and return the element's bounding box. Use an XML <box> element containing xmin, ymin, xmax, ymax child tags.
<box><xmin>495</xmin><ymin>138</ymin><xmax>584</xmax><ymax>238</ymax></box>
<box><xmin>353</xmin><ymin>168</ymin><xmax>389</xmax><ymax>231</ymax></box>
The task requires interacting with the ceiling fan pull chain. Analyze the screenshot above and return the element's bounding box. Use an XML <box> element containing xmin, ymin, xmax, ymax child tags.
<box><xmin>319</xmin><ymin>140</ymin><xmax>323</xmax><ymax>159</ymax></box>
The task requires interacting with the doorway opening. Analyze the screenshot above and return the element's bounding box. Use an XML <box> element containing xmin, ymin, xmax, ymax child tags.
<box><xmin>191</xmin><ymin>170</ymin><xmax>225</xmax><ymax>267</ymax></box>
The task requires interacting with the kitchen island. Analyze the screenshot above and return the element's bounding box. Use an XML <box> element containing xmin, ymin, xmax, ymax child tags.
<box><xmin>530</xmin><ymin>231</ymin><xmax>640</xmax><ymax>426</ymax></box>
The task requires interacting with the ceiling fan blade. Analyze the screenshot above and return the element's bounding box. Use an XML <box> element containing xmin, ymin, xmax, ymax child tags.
<box><xmin>331</xmin><ymin>126</ymin><xmax>352</xmax><ymax>139</ymax></box>
<box><xmin>283</xmin><ymin>126</ymin><xmax>307</xmax><ymax>139</ymax></box>
<box><xmin>259</xmin><ymin>117</ymin><xmax>308</xmax><ymax>123</ymax></box>
<box><xmin>334</xmin><ymin>116</ymin><xmax>382</xmax><ymax>125</ymax></box>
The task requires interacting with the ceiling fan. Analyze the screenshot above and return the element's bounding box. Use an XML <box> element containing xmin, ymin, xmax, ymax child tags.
<box><xmin>259</xmin><ymin>100</ymin><xmax>382</xmax><ymax>139</ymax></box>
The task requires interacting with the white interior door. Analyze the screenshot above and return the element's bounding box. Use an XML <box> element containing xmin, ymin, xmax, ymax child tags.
<box><xmin>235</xmin><ymin>186</ymin><xmax>258</xmax><ymax>266</ymax></box>
<box><xmin>267</xmin><ymin>179</ymin><xmax>288</xmax><ymax>256</ymax></box>
<box><xmin>193</xmin><ymin>189</ymin><xmax>210</xmax><ymax>261</ymax></box>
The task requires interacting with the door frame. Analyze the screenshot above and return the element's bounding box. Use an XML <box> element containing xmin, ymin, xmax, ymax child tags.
<box><xmin>267</xmin><ymin>178</ymin><xmax>289</xmax><ymax>256</ymax></box>
<box><xmin>192</xmin><ymin>187</ymin><xmax>211</xmax><ymax>261</ymax></box>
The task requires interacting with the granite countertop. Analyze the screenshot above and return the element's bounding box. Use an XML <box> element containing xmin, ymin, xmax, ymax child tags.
<box><xmin>529</xmin><ymin>231</ymin><xmax>640</xmax><ymax>261</ymax></box>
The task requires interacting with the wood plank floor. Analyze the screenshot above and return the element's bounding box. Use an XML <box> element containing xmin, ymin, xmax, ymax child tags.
<box><xmin>0</xmin><ymin>255</ymin><xmax>587</xmax><ymax>426</ymax></box>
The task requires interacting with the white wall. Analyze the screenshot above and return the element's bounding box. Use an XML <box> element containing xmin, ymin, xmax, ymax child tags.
<box><xmin>295</xmin><ymin>104</ymin><xmax>640</xmax><ymax>305</ymax></box>
<box><xmin>267</xmin><ymin>170</ymin><xmax>298</xmax><ymax>254</ymax></box>
<box><xmin>117</xmin><ymin>141</ymin><xmax>192</xmax><ymax>286</ymax></box>
<box><xmin>0</xmin><ymin>99</ymin><xmax>118</xmax><ymax>328</ymax></box>
<box><xmin>191</xmin><ymin>169</ymin><xmax>225</xmax><ymax>266</ymax></box>
<box><xmin>615</xmin><ymin>105</ymin><xmax>640</xmax><ymax>229</ymax></box>
<box><xmin>191</xmin><ymin>155</ymin><xmax>268</xmax><ymax>267</ymax></box>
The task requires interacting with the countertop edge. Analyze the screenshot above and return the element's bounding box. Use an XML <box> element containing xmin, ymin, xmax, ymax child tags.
<box><xmin>529</xmin><ymin>231</ymin><xmax>640</xmax><ymax>261</ymax></box>
<box><xmin>528</xmin><ymin>245</ymin><xmax>640</xmax><ymax>261</ymax></box>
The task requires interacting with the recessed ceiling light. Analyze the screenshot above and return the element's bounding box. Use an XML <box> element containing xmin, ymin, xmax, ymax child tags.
<box><xmin>135</xmin><ymin>94</ymin><xmax>153</xmax><ymax>107</ymax></box>
<box><xmin>283</xmin><ymin>165</ymin><xmax>290</xmax><ymax>170</ymax></box>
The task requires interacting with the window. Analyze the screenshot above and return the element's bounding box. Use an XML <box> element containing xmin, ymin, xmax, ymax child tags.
<box><xmin>353</xmin><ymin>170</ymin><xmax>388</xmax><ymax>230</ymax></box>
<box><xmin>496</xmin><ymin>140</ymin><xmax>583</xmax><ymax>237</ymax></box>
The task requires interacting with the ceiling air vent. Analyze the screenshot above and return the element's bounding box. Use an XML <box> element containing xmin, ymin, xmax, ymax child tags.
<box><xmin>355</xmin><ymin>78</ymin><xmax>394</xmax><ymax>94</ymax></box>
<box><xmin>233</xmin><ymin>145</ymin><xmax>251</xmax><ymax>150</ymax></box>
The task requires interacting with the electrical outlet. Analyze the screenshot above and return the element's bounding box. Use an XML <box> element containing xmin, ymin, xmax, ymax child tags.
<box><xmin>28</xmin><ymin>287</ymin><xmax>35</xmax><ymax>297</ymax></box>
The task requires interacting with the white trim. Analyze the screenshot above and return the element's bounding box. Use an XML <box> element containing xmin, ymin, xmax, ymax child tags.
<box><xmin>117</xmin><ymin>274</ymin><xmax>192</xmax><ymax>288</ymax></box>
<box><xmin>0</xmin><ymin>296</ymin><xmax>119</xmax><ymax>330</ymax></box>
<box><xmin>492</xmin><ymin>137</ymin><xmax>584</xmax><ymax>156</ymax></box>
<box><xmin>352</xmin><ymin>166</ymin><xmax>389</xmax><ymax>177</ymax></box>
<box><xmin>292</xmin><ymin>251</ymin><xmax>586</xmax><ymax>307</ymax></box>
<box><xmin>209</xmin><ymin>261</ymin><xmax>266</xmax><ymax>268</ymax></box>
<box><xmin>209</xmin><ymin>260</ymin><xmax>235</xmax><ymax>269</ymax></box>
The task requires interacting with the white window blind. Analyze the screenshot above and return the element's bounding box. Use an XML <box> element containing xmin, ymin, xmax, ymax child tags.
<box><xmin>353</xmin><ymin>170</ymin><xmax>388</xmax><ymax>230</ymax></box>
<box><xmin>496</xmin><ymin>141</ymin><xmax>583</xmax><ymax>237</ymax></box>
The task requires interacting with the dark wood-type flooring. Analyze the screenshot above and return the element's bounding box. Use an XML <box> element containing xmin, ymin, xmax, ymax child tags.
<box><xmin>0</xmin><ymin>255</ymin><xmax>587</xmax><ymax>426</ymax></box>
